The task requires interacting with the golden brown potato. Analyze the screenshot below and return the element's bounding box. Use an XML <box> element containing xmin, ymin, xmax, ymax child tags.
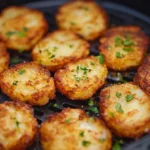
<box><xmin>134</xmin><ymin>54</ymin><xmax>150</xmax><ymax>96</ymax></box>
<box><xmin>0</xmin><ymin>41</ymin><xmax>9</xmax><ymax>73</ymax></box>
<box><xmin>0</xmin><ymin>62</ymin><xmax>55</xmax><ymax>106</ymax></box>
<box><xmin>54</xmin><ymin>56</ymin><xmax>108</xmax><ymax>100</ymax></box>
<box><xmin>32</xmin><ymin>30</ymin><xmax>90</xmax><ymax>72</ymax></box>
<box><xmin>99</xmin><ymin>82</ymin><xmax>150</xmax><ymax>138</ymax></box>
<box><xmin>56</xmin><ymin>1</ymin><xmax>108</xmax><ymax>40</ymax></box>
<box><xmin>40</xmin><ymin>108</ymin><xmax>112</xmax><ymax>150</ymax></box>
<box><xmin>99</xmin><ymin>26</ymin><xmax>149</xmax><ymax>71</ymax></box>
<box><xmin>0</xmin><ymin>6</ymin><xmax>48</xmax><ymax>51</ymax></box>
<box><xmin>0</xmin><ymin>101</ymin><xmax>38</xmax><ymax>150</ymax></box>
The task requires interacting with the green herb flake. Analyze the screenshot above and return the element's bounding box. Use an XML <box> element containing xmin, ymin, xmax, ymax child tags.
<box><xmin>122</xmin><ymin>35</ymin><xmax>135</xmax><ymax>46</ymax></box>
<box><xmin>112</xmin><ymin>141</ymin><xmax>121</xmax><ymax>150</ymax></box>
<box><xmin>74</xmin><ymin>76</ymin><xmax>81</xmax><ymax>82</ymax></box>
<box><xmin>65</xmin><ymin>118</ymin><xmax>71</xmax><ymax>124</ymax></box>
<box><xmin>53</xmin><ymin>47</ymin><xmax>58</xmax><ymax>51</ymax></box>
<box><xmin>18</xmin><ymin>69</ymin><xmax>25</xmax><ymax>75</ymax></box>
<box><xmin>96</xmin><ymin>54</ymin><xmax>105</xmax><ymax>64</ymax></box>
<box><xmin>88</xmin><ymin>98</ymin><xmax>94</xmax><ymax>106</ymax></box>
<box><xmin>123</xmin><ymin>47</ymin><xmax>134</xmax><ymax>52</ymax></box>
<box><xmin>16</xmin><ymin>120</ymin><xmax>20</xmax><ymax>127</ymax></box>
<box><xmin>69</xmin><ymin>45</ymin><xmax>73</xmax><ymax>48</ymax></box>
<box><xmin>82</xmin><ymin>140</ymin><xmax>90</xmax><ymax>147</ymax></box>
<box><xmin>116</xmin><ymin>92</ymin><xmax>122</xmax><ymax>98</ymax></box>
<box><xmin>19</xmin><ymin>48</ymin><xmax>24</xmax><ymax>53</ymax></box>
<box><xmin>6</xmin><ymin>31</ymin><xmax>15</xmax><ymax>37</ymax></box>
<box><xmin>105</xmin><ymin>95</ymin><xmax>110</xmax><ymax>99</ymax></box>
<box><xmin>125</xmin><ymin>94</ymin><xmax>134</xmax><ymax>102</ymax></box>
<box><xmin>109</xmin><ymin>112</ymin><xmax>114</xmax><ymax>118</ymax></box>
<box><xmin>53</xmin><ymin>103</ymin><xmax>59</xmax><ymax>108</ymax></box>
<box><xmin>23</xmin><ymin>27</ymin><xmax>28</xmax><ymax>32</ymax></box>
<box><xmin>70</xmin><ymin>21</ymin><xmax>76</xmax><ymax>25</ymax></box>
<box><xmin>13</xmin><ymin>81</ymin><xmax>18</xmax><ymax>86</ymax></box>
<box><xmin>50</xmin><ymin>54</ymin><xmax>55</xmax><ymax>59</ymax></box>
<box><xmin>82</xmin><ymin>7</ymin><xmax>89</xmax><ymax>11</ymax></box>
<box><xmin>79</xmin><ymin>131</ymin><xmax>84</xmax><ymax>137</ymax></box>
<box><xmin>89</xmin><ymin>107</ymin><xmax>99</xmax><ymax>114</ymax></box>
<box><xmin>11</xmin><ymin>58</ymin><xmax>19</xmax><ymax>64</ymax></box>
<box><xmin>114</xmin><ymin>37</ymin><xmax>122</xmax><ymax>47</ymax></box>
<box><xmin>116</xmin><ymin>103</ymin><xmax>124</xmax><ymax>113</ymax></box>
<box><xmin>90</xmin><ymin>62</ymin><xmax>95</xmax><ymax>65</ymax></box>
<box><xmin>116</xmin><ymin>52</ymin><xmax>124</xmax><ymax>58</ymax></box>
<box><xmin>16</xmin><ymin>31</ymin><xmax>26</xmax><ymax>37</ymax></box>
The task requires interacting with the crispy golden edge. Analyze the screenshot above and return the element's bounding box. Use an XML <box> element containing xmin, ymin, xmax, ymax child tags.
<box><xmin>99</xmin><ymin>26</ymin><xmax>149</xmax><ymax>71</ymax></box>
<box><xmin>0</xmin><ymin>62</ymin><xmax>56</xmax><ymax>106</ymax></box>
<box><xmin>0</xmin><ymin>101</ymin><xmax>38</xmax><ymax>150</ymax></box>
<box><xmin>56</xmin><ymin>1</ymin><xmax>109</xmax><ymax>40</ymax></box>
<box><xmin>32</xmin><ymin>30</ymin><xmax>90</xmax><ymax>72</ymax></box>
<box><xmin>99</xmin><ymin>82</ymin><xmax>150</xmax><ymax>138</ymax></box>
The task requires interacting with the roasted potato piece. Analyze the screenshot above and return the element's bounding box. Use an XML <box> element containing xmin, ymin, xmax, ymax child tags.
<box><xmin>134</xmin><ymin>54</ymin><xmax>150</xmax><ymax>96</ymax></box>
<box><xmin>40</xmin><ymin>108</ymin><xmax>112</xmax><ymax>150</ymax></box>
<box><xmin>0</xmin><ymin>6</ymin><xmax>48</xmax><ymax>51</ymax></box>
<box><xmin>0</xmin><ymin>41</ymin><xmax>9</xmax><ymax>73</ymax></box>
<box><xmin>99</xmin><ymin>82</ymin><xmax>150</xmax><ymax>138</ymax></box>
<box><xmin>54</xmin><ymin>56</ymin><xmax>108</xmax><ymax>100</ymax></box>
<box><xmin>32</xmin><ymin>30</ymin><xmax>90</xmax><ymax>72</ymax></box>
<box><xmin>0</xmin><ymin>62</ymin><xmax>55</xmax><ymax>106</ymax></box>
<box><xmin>99</xmin><ymin>26</ymin><xmax>149</xmax><ymax>71</ymax></box>
<box><xmin>0</xmin><ymin>101</ymin><xmax>38</xmax><ymax>150</ymax></box>
<box><xmin>56</xmin><ymin>1</ymin><xmax>108</xmax><ymax>40</ymax></box>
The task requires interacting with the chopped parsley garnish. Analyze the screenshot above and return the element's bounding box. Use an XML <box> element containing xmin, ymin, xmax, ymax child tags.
<box><xmin>116</xmin><ymin>92</ymin><xmax>122</xmax><ymax>98</ymax></box>
<box><xmin>65</xmin><ymin>118</ymin><xmax>71</xmax><ymax>124</ymax></box>
<box><xmin>6</xmin><ymin>31</ymin><xmax>15</xmax><ymax>36</ymax></box>
<box><xmin>82</xmin><ymin>141</ymin><xmax>90</xmax><ymax>147</ymax></box>
<box><xmin>117</xmin><ymin>73</ymin><xmax>127</xmax><ymax>83</ymax></box>
<box><xmin>89</xmin><ymin>107</ymin><xmax>99</xmax><ymax>114</ymax></box>
<box><xmin>123</xmin><ymin>35</ymin><xmax>135</xmax><ymax>46</ymax></box>
<box><xmin>18</xmin><ymin>69</ymin><xmax>25</xmax><ymax>75</ymax></box>
<box><xmin>79</xmin><ymin>131</ymin><xmax>84</xmax><ymax>137</ymax></box>
<box><xmin>88</xmin><ymin>98</ymin><xmax>94</xmax><ymax>106</ymax></box>
<box><xmin>116</xmin><ymin>103</ymin><xmax>124</xmax><ymax>113</ymax></box>
<box><xmin>53</xmin><ymin>47</ymin><xmax>58</xmax><ymax>51</ymax></box>
<box><xmin>11</xmin><ymin>57</ymin><xmax>19</xmax><ymax>64</ymax></box>
<box><xmin>90</xmin><ymin>62</ymin><xmax>95</xmax><ymax>65</ymax></box>
<box><xmin>74</xmin><ymin>76</ymin><xmax>81</xmax><ymax>82</ymax></box>
<box><xmin>82</xmin><ymin>7</ymin><xmax>89</xmax><ymax>11</ymax></box>
<box><xmin>16</xmin><ymin>120</ymin><xmax>20</xmax><ymax>127</ymax></box>
<box><xmin>69</xmin><ymin>45</ymin><xmax>73</xmax><ymax>48</ymax></box>
<box><xmin>112</xmin><ymin>141</ymin><xmax>121</xmax><ymax>150</ymax></box>
<box><xmin>96</xmin><ymin>54</ymin><xmax>105</xmax><ymax>64</ymax></box>
<box><xmin>115</xmin><ymin>37</ymin><xmax>122</xmax><ymax>47</ymax></box>
<box><xmin>45</xmin><ymin>49</ymin><xmax>55</xmax><ymax>59</ymax></box>
<box><xmin>125</xmin><ymin>94</ymin><xmax>134</xmax><ymax>102</ymax></box>
<box><xmin>105</xmin><ymin>95</ymin><xmax>110</xmax><ymax>99</ymax></box>
<box><xmin>53</xmin><ymin>103</ymin><xmax>59</xmax><ymax>108</ymax></box>
<box><xmin>123</xmin><ymin>47</ymin><xmax>134</xmax><ymax>52</ymax></box>
<box><xmin>50</xmin><ymin>54</ymin><xmax>55</xmax><ymax>58</ymax></box>
<box><xmin>70</xmin><ymin>21</ymin><xmax>76</xmax><ymax>25</ymax></box>
<box><xmin>109</xmin><ymin>112</ymin><xmax>114</xmax><ymax>118</ymax></box>
<box><xmin>19</xmin><ymin>48</ymin><xmax>24</xmax><ymax>53</ymax></box>
<box><xmin>13</xmin><ymin>81</ymin><xmax>18</xmax><ymax>86</ymax></box>
<box><xmin>116</xmin><ymin>52</ymin><xmax>124</xmax><ymax>58</ymax></box>
<box><xmin>23</xmin><ymin>27</ymin><xmax>28</xmax><ymax>32</ymax></box>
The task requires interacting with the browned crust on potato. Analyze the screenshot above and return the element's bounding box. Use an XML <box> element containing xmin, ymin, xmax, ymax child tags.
<box><xmin>134</xmin><ymin>54</ymin><xmax>150</xmax><ymax>96</ymax></box>
<box><xmin>32</xmin><ymin>30</ymin><xmax>90</xmax><ymax>72</ymax></box>
<box><xmin>56</xmin><ymin>1</ymin><xmax>109</xmax><ymax>40</ymax></box>
<box><xmin>0</xmin><ymin>62</ymin><xmax>55</xmax><ymax>106</ymax></box>
<box><xmin>54</xmin><ymin>56</ymin><xmax>108</xmax><ymax>100</ymax></box>
<box><xmin>0</xmin><ymin>101</ymin><xmax>38</xmax><ymax>150</ymax></box>
<box><xmin>40</xmin><ymin>108</ymin><xmax>112</xmax><ymax>150</ymax></box>
<box><xmin>0</xmin><ymin>41</ymin><xmax>9</xmax><ymax>73</ymax></box>
<box><xmin>99</xmin><ymin>82</ymin><xmax>150</xmax><ymax>138</ymax></box>
<box><xmin>0</xmin><ymin>6</ymin><xmax>48</xmax><ymax>51</ymax></box>
<box><xmin>99</xmin><ymin>26</ymin><xmax>149</xmax><ymax>71</ymax></box>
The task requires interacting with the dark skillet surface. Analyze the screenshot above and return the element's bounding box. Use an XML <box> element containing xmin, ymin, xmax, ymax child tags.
<box><xmin>0</xmin><ymin>0</ymin><xmax>150</xmax><ymax>149</ymax></box>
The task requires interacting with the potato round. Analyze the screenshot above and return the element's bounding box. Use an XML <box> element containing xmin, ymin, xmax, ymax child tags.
<box><xmin>0</xmin><ymin>62</ymin><xmax>55</xmax><ymax>106</ymax></box>
<box><xmin>100</xmin><ymin>82</ymin><xmax>150</xmax><ymax>138</ymax></box>
<box><xmin>99</xmin><ymin>26</ymin><xmax>149</xmax><ymax>71</ymax></box>
<box><xmin>40</xmin><ymin>108</ymin><xmax>112</xmax><ymax>150</ymax></box>
<box><xmin>56</xmin><ymin>1</ymin><xmax>108</xmax><ymax>40</ymax></box>
<box><xmin>54</xmin><ymin>56</ymin><xmax>108</xmax><ymax>100</ymax></box>
<box><xmin>0</xmin><ymin>6</ymin><xmax>48</xmax><ymax>51</ymax></box>
<box><xmin>0</xmin><ymin>101</ymin><xmax>38</xmax><ymax>150</ymax></box>
<box><xmin>0</xmin><ymin>41</ymin><xmax>9</xmax><ymax>73</ymax></box>
<box><xmin>134</xmin><ymin>54</ymin><xmax>150</xmax><ymax>96</ymax></box>
<box><xmin>32</xmin><ymin>30</ymin><xmax>90</xmax><ymax>72</ymax></box>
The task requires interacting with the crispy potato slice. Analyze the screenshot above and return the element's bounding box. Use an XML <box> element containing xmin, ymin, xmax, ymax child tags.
<box><xmin>99</xmin><ymin>26</ymin><xmax>149</xmax><ymax>71</ymax></box>
<box><xmin>54</xmin><ymin>56</ymin><xmax>108</xmax><ymax>100</ymax></box>
<box><xmin>40</xmin><ymin>108</ymin><xmax>112</xmax><ymax>150</ymax></box>
<box><xmin>0</xmin><ymin>101</ymin><xmax>38</xmax><ymax>150</ymax></box>
<box><xmin>32</xmin><ymin>30</ymin><xmax>90</xmax><ymax>72</ymax></box>
<box><xmin>100</xmin><ymin>82</ymin><xmax>150</xmax><ymax>138</ymax></box>
<box><xmin>134</xmin><ymin>54</ymin><xmax>150</xmax><ymax>96</ymax></box>
<box><xmin>0</xmin><ymin>6</ymin><xmax>48</xmax><ymax>51</ymax></box>
<box><xmin>56</xmin><ymin>1</ymin><xmax>108</xmax><ymax>40</ymax></box>
<box><xmin>0</xmin><ymin>41</ymin><xmax>9</xmax><ymax>73</ymax></box>
<box><xmin>0</xmin><ymin>62</ymin><xmax>55</xmax><ymax>106</ymax></box>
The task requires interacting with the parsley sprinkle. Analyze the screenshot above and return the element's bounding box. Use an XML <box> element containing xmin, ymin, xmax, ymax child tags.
<box><xmin>116</xmin><ymin>92</ymin><xmax>122</xmax><ymax>98</ymax></box>
<box><xmin>23</xmin><ymin>27</ymin><xmax>28</xmax><ymax>32</ymax></box>
<box><xmin>69</xmin><ymin>45</ymin><xmax>73</xmax><ymax>48</ymax></box>
<box><xmin>18</xmin><ymin>69</ymin><xmax>25</xmax><ymax>75</ymax></box>
<box><xmin>16</xmin><ymin>120</ymin><xmax>20</xmax><ymax>127</ymax></box>
<box><xmin>125</xmin><ymin>94</ymin><xmax>134</xmax><ymax>102</ymax></box>
<box><xmin>114</xmin><ymin>37</ymin><xmax>122</xmax><ymax>47</ymax></box>
<box><xmin>11</xmin><ymin>58</ymin><xmax>19</xmax><ymax>64</ymax></box>
<box><xmin>53</xmin><ymin>47</ymin><xmax>58</xmax><ymax>51</ymax></box>
<box><xmin>70</xmin><ymin>22</ymin><xmax>76</xmax><ymax>25</ymax></box>
<box><xmin>74</xmin><ymin>76</ymin><xmax>81</xmax><ymax>82</ymax></box>
<box><xmin>109</xmin><ymin>112</ymin><xmax>114</xmax><ymax>118</ymax></box>
<box><xmin>6</xmin><ymin>31</ymin><xmax>15</xmax><ymax>37</ymax></box>
<box><xmin>123</xmin><ymin>47</ymin><xmax>134</xmax><ymax>52</ymax></box>
<box><xmin>96</xmin><ymin>54</ymin><xmax>105</xmax><ymax>64</ymax></box>
<box><xmin>105</xmin><ymin>95</ymin><xmax>110</xmax><ymax>99</ymax></box>
<box><xmin>112</xmin><ymin>141</ymin><xmax>121</xmax><ymax>150</ymax></box>
<box><xmin>90</xmin><ymin>62</ymin><xmax>95</xmax><ymax>65</ymax></box>
<box><xmin>82</xmin><ymin>141</ymin><xmax>90</xmax><ymax>147</ymax></box>
<box><xmin>13</xmin><ymin>81</ymin><xmax>18</xmax><ymax>86</ymax></box>
<box><xmin>89</xmin><ymin>107</ymin><xmax>99</xmax><ymax>114</ymax></box>
<box><xmin>53</xmin><ymin>103</ymin><xmax>59</xmax><ymax>108</ymax></box>
<box><xmin>50</xmin><ymin>54</ymin><xmax>55</xmax><ymax>59</ymax></box>
<box><xmin>16</xmin><ymin>31</ymin><xmax>26</xmax><ymax>37</ymax></box>
<box><xmin>116</xmin><ymin>52</ymin><xmax>124</xmax><ymax>58</ymax></box>
<box><xmin>88</xmin><ymin>98</ymin><xmax>94</xmax><ymax>106</ymax></box>
<box><xmin>65</xmin><ymin>118</ymin><xmax>71</xmax><ymax>124</ymax></box>
<box><xmin>116</xmin><ymin>103</ymin><xmax>124</xmax><ymax>113</ymax></box>
<box><xmin>19</xmin><ymin>48</ymin><xmax>24</xmax><ymax>53</ymax></box>
<box><xmin>79</xmin><ymin>131</ymin><xmax>84</xmax><ymax>137</ymax></box>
